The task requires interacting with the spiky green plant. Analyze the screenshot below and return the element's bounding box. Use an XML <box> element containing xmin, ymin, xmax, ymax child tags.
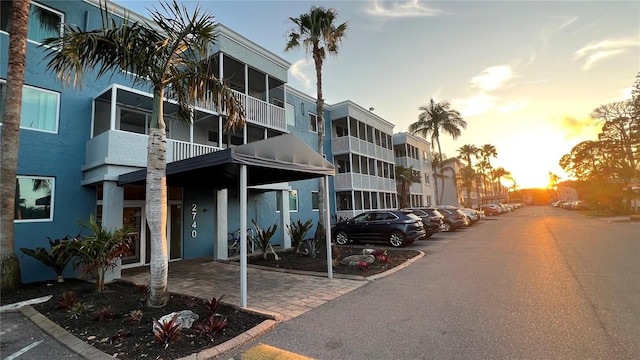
<box><xmin>65</xmin><ymin>215</ymin><xmax>133</xmax><ymax>292</ymax></box>
<box><xmin>20</xmin><ymin>236</ymin><xmax>73</xmax><ymax>283</ymax></box>
<box><xmin>286</xmin><ymin>218</ymin><xmax>313</xmax><ymax>253</ymax></box>
<box><xmin>252</xmin><ymin>220</ymin><xmax>278</xmax><ymax>260</ymax></box>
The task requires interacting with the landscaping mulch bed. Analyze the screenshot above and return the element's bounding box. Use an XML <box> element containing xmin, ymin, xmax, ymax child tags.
<box><xmin>1</xmin><ymin>246</ymin><xmax>421</xmax><ymax>359</ymax></box>
<box><xmin>1</xmin><ymin>279</ymin><xmax>269</xmax><ymax>360</ymax></box>
<box><xmin>245</xmin><ymin>246</ymin><xmax>422</xmax><ymax>277</ymax></box>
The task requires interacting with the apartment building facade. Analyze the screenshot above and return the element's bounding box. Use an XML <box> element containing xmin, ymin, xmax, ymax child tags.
<box><xmin>2</xmin><ymin>0</ymin><xmax>444</xmax><ymax>283</ymax></box>
<box><xmin>392</xmin><ymin>132</ymin><xmax>435</xmax><ymax>208</ymax></box>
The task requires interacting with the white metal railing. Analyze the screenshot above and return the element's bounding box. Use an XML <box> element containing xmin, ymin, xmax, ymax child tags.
<box><xmin>170</xmin><ymin>140</ymin><xmax>222</xmax><ymax>162</ymax></box>
<box><xmin>196</xmin><ymin>90</ymin><xmax>286</xmax><ymax>132</ymax></box>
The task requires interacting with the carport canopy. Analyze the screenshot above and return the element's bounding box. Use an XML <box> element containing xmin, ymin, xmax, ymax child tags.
<box><xmin>118</xmin><ymin>133</ymin><xmax>335</xmax><ymax>188</ymax></box>
<box><xmin>117</xmin><ymin>133</ymin><xmax>335</xmax><ymax>308</ymax></box>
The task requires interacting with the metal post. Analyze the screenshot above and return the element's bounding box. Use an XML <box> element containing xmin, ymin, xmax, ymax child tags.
<box><xmin>240</xmin><ymin>164</ymin><xmax>247</xmax><ymax>307</ymax></box>
<box><xmin>324</xmin><ymin>175</ymin><xmax>333</xmax><ymax>279</ymax></box>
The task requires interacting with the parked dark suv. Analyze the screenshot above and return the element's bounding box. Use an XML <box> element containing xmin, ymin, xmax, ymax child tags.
<box><xmin>332</xmin><ymin>210</ymin><xmax>426</xmax><ymax>247</ymax></box>
<box><xmin>433</xmin><ymin>207</ymin><xmax>466</xmax><ymax>232</ymax></box>
<box><xmin>405</xmin><ymin>208</ymin><xmax>444</xmax><ymax>237</ymax></box>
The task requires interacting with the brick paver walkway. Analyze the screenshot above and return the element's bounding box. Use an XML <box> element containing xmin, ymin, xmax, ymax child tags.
<box><xmin>121</xmin><ymin>258</ymin><xmax>366</xmax><ymax>321</ymax></box>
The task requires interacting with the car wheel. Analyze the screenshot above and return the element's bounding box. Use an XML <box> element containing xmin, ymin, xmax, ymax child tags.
<box><xmin>389</xmin><ymin>231</ymin><xmax>405</xmax><ymax>247</ymax></box>
<box><xmin>442</xmin><ymin>222</ymin><xmax>452</xmax><ymax>232</ymax></box>
<box><xmin>425</xmin><ymin>232</ymin><xmax>433</xmax><ymax>238</ymax></box>
<box><xmin>335</xmin><ymin>230</ymin><xmax>349</xmax><ymax>245</ymax></box>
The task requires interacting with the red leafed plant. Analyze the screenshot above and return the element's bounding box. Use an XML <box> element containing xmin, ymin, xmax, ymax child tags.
<box><xmin>358</xmin><ymin>261</ymin><xmax>370</xmax><ymax>270</ymax></box>
<box><xmin>201</xmin><ymin>295</ymin><xmax>225</xmax><ymax>316</ymax></box>
<box><xmin>196</xmin><ymin>314</ymin><xmax>228</xmax><ymax>341</ymax></box>
<box><xmin>153</xmin><ymin>314</ymin><xmax>181</xmax><ymax>349</ymax></box>
<box><xmin>56</xmin><ymin>291</ymin><xmax>79</xmax><ymax>309</ymax></box>
<box><xmin>92</xmin><ymin>305</ymin><xmax>116</xmax><ymax>322</ymax></box>
<box><xmin>376</xmin><ymin>254</ymin><xmax>391</xmax><ymax>263</ymax></box>
<box><xmin>372</xmin><ymin>249</ymin><xmax>386</xmax><ymax>257</ymax></box>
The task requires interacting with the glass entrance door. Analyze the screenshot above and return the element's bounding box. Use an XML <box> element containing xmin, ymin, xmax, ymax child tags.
<box><xmin>122</xmin><ymin>206</ymin><xmax>145</xmax><ymax>266</ymax></box>
<box><xmin>143</xmin><ymin>203</ymin><xmax>183</xmax><ymax>264</ymax></box>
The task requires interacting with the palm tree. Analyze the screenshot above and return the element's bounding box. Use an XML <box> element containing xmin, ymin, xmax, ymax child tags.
<box><xmin>478</xmin><ymin>144</ymin><xmax>497</xmax><ymax>201</ymax></box>
<box><xmin>491</xmin><ymin>167</ymin><xmax>511</xmax><ymax>200</ymax></box>
<box><xmin>474</xmin><ymin>159</ymin><xmax>491</xmax><ymax>202</ymax></box>
<box><xmin>41</xmin><ymin>1</ymin><xmax>245</xmax><ymax>307</ymax></box>
<box><xmin>0</xmin><ymin>0</ymin><xmax>30</xmax><ymax>291</ymax></box>
<box><xmin>409</xmin><ymin>99</ymin><xmax>467</xmax><ymax>204</ymax></box>
<box><xmin>457</xmin><ymin>144</ymin><xmax>478</xmax><ymax>207</ymax></box>
<box><xmin>285</xmin><ymin>6</ymin><xmax>347</xmax><ymax>227</ymax></box>
<box><xmin>395</xmin><ymin>165</ymin><xmax>421</xmax><ymax>208</ymax></box>
<box><xmin>431</xmin><ymin>153</ymin><xmax>455</xmax><ymax>205</ymax></box>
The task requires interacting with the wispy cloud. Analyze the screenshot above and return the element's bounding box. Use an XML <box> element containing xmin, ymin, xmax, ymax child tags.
<box><xmin>574</xmin><ymin>36</ymin><xmax>640</xmax><ymax>70</ymax></box>
<box><xmin>289</xmin><ymin>59</ymin><xmax>313</xmax><ymax>89</ymax></box>
<box><xmin>470</xmin><ymin>65</ymin><xmax>515</xmax><ymax>91</ymax></box>
<box><xmin>452</xmin><ymin>94</ymin><xmax>497</xmax><ymax>117</ymax></box>
<box><xmin>366</xmin><ymin>0</ymin><xmax>443</xmax><ymax>18</ymax></box>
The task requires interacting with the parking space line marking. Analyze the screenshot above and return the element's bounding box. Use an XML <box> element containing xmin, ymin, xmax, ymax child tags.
<box><xmin>5</xmin><ymin>340</ymin><xmax>44</xmax><ymax>360</ymax></box>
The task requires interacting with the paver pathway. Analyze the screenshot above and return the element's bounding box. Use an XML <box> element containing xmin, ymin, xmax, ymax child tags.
<box><xmin>121</xmin><ymin>258</ymin><xmax>366</xmax><ymax>320</ymax></box>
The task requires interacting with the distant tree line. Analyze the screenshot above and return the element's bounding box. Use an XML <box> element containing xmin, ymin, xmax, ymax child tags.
<box><xmin>558</xmin><ymin>73</ymin><xmax>640</xmax><ymax>211</ymax></box>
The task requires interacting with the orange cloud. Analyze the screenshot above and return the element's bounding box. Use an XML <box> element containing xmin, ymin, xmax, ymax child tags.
<box><xmin>555</xmin><ymin>115</ymin><xmax>600</xmax><ymax>140</ymax></box>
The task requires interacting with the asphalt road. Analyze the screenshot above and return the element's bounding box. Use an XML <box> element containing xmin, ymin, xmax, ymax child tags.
<box><xmin>228</xmin><ymin>206</ymin><xmax>640</xmax><ymax>359</ymax></box>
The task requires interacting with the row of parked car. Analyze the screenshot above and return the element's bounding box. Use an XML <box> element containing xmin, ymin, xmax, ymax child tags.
<box><xmin>331</xmin><ymin>203</ymin><xmax>520</xmax><ymax>248</ymax></box>
<box><xmin>551</xmin><ymin>200</ymin><xmax>591</xmax><ymax>210</ymax></box>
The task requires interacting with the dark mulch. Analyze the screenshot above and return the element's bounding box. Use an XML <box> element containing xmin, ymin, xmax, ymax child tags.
<box><xmin>1</xmin><ymin>279</ymin><xmax>269</xmax><ymax>360</ymax></box>
<box><xmin>1</xmin><ymin>247</ymin><xmax>421</xmax><ymax>359</ymax></box>
<box><xmin>245</xmin><ymin>245</ymin><xmax>422</xmax><ymax>277</ymax></box>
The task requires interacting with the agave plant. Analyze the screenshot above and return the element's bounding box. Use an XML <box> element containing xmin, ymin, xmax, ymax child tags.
<box><xmin>20</xmin><ymin>236</ymin><xmax>74</xmax><ymax>283</ymax></box>
<box><xmin>252</xmin><ymin>219</ymin><xmax>278</xmax><ymax>260</ymax></box>
<box><xmin>286</xmin><ymin>218</ymin><xmax>313</xmax><ymax>253</ymax></box>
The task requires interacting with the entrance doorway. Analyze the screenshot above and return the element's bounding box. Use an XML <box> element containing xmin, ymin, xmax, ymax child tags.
<box><xmin>119</xmin><ymin>203</ymin><xmax>183</xmax><ymax>269</ymax></box>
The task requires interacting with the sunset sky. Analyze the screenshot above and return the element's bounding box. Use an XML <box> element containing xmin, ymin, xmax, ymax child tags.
<box><xmin>117</xmin><ymin>0</ymin><xmax>639</xmax><ymax>189</ymax></box>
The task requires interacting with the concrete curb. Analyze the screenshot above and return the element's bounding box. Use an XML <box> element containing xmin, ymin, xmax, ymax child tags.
<box><xmin>176</xmin><ymin>319</ymin><xmax>278</xmax><ymax>360</ymax></box>
<box><xmin>18</xmin><ymin>305</ymin><xmax>117</xmax><ymax>360</ymax></box>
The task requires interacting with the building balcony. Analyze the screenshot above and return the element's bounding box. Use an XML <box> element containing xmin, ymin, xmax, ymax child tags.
<box><xmin>331</xmin><ymin>136</ymin><xmax>394</xmax><ymax>162</ymax></box>
<box><xmin>334</xmin><ymin>173</ymin><xmax>396</xmax><ymax>192</ymax></box>
<box><xmin>197</xmin><ymin>89</ymin><xmax>286</xmax><ymax>132</ymax></box>
<box><xmin>81</xmin><ymin>130</ymin><xmax>223</xmax><ymax>185</ymax></box>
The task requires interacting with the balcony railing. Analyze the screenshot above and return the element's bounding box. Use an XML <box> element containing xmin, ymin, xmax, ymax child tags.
<box><xmin>196</xmin><ymin>90</ymin><xmax>286</xmax><ymax>132</ymax></box>
<box><xmin>170</xmin><ymin>140</ymin><xmax>222</xmax><ymax>162</ymax></box>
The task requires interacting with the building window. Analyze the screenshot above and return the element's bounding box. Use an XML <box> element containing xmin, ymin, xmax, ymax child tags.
<box><xmin>276</xmin><ymin>190</ymin><xmax>298</xmax><ymax>212</ymax></box>
<box><xmin>311</xmin><ymin>191</ymin><xmax>319</xmax><ymax>211</ymax></box>
<box><xmin>0</xmin><ymin>82</ymin><xmax>60</xmax><ymax>133</ymax></box>
<box><xmin>1</xmin><ymin>1</ymin><xmax>63</xmax><ymax>44</ymax></box>
<box><xmin>425</xmin><ymin>173</ymin><xmax>430</xmax><ymax>184</ymax></box>
<box><xmin>423</xmin><ymin>151</ymin><xmax>430</xmax><ymax>162</ymax></box>
<box><xmin>337</xmin><ymin>192</ymin><xmax>352</xmax><ymax>211</ymax></box>
<box><xmin>308</xmin><ymin>113</ymin><xmax>318</xmax><ymax>132</ymax></box>
<box><xmin>286</xmin><ymin>103</ymin><xmax>295</xmax><ymax>126</ymax></box>
<box><xmin>15</xmin><ymin>176</ymin><xmax>54</xmax><ymax>222</ymax></box>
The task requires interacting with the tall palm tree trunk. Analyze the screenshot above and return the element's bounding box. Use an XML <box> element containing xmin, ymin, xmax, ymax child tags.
<box><xmin>0</xmin><ymin>0</ymin><xmax>29</xmax><ymax>291</ymax></box>
<box><xmin>146</xmin><ymin>91</ymin><xmax>169</xmax><ymax>307</ymax></box>
<box><xmin>314</xmin><ymin>50</ymin><xmax>326</xmax><ymax>227</ymax></box>
<box><xmin>435</xmin><ymin>137</ymin><xmax>445</xmax><ymax>205</ymax></box>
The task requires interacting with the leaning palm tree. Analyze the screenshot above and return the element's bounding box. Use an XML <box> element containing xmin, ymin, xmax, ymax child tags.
<box><xmin>409</xmin><ymin>99</ymin><xmax>467</xmax><ymax>204</ymax></box>
<box><xmin>395</xmin><ymin>165</ymin><xmax>421</xmax><ymax>208</ymax></box>
<box><xmin>431</xmin><ymin>153</ymin><xmax>455</xmax><ymax>205</ymax></box>
<box><xmin>0</xmin><ymin>0</ymin><xmax>30</xmax><ymax>291</ymax></box>
<box><xmin>41</xmin><ymin>1</ymin><xmax>245</xmax><ymax>307</ymax></box>
<box><xmin>285</xmin><ymin>6</ymin><xmax>347</xmax><ymax>227</ymax></box>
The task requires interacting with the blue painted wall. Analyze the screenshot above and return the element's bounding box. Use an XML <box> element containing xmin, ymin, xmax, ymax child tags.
<box><xmin>1</xmin><ymin>0</ymin><xmax>140</xmax><ymax>283</ymax></box>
